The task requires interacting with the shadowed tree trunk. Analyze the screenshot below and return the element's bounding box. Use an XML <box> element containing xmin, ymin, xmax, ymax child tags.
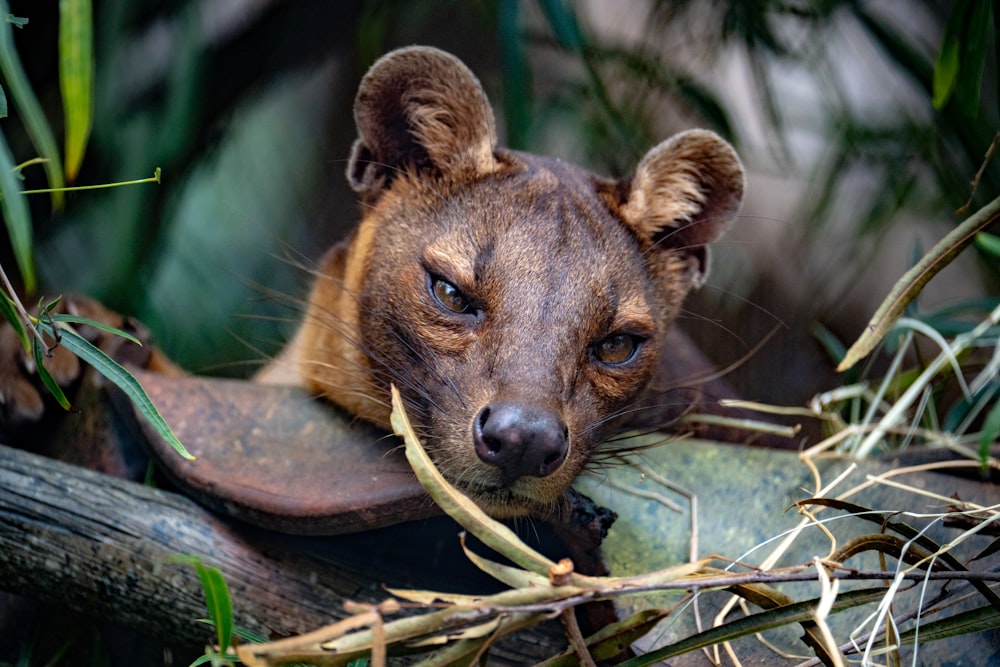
<box><xmin>0</xmin><ymin>442</ymin><xmax>565</xmax><ymax>662</ymax></box>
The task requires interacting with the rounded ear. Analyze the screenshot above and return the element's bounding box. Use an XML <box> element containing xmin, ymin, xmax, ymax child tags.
<box><xmin>347</xmin><ymin>46</ymin><xmax>499</xmax><ymax>198</ymax></box>
<box><xmin>620</xmin><ymin>129</ymin><xmax>744</xmax><ymax>250</ymax></box>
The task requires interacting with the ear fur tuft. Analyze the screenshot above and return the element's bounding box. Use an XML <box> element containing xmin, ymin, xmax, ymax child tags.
<box><xmin>621</xmin><ymin>129</ymin><xmax>744</xmax><ymax>250</ymax></box>
<box><xmin>348</xmin><ymin>46</ymin><xmax>499</xmax><ymax>198</ymax></box>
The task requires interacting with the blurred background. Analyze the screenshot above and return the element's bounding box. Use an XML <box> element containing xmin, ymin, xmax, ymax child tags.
<box><xmin>3</xmin><ymin>0</ymin><xmax>998</xmax><ymax>410</ymax></box>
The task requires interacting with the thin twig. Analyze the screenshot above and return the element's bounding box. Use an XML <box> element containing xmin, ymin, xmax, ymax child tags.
<box><xmin>956</xmin><ymin>131</ymin><xmax>999</xmax><ymax>216</ymax></box>
<box><xmin>0</xmin><ymin>261</ymin><xmax>45</xmax><ymax>348</ymax></box>
<box><xmin>560</xmin><ymin>608</ymin><xmax>597</xmax><ymax>667</ymax></box>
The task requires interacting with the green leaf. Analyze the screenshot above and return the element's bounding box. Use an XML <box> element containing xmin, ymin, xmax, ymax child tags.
<box><xmin>0</xmin><ymin>1</ymin><xmax>65</xmax><ymax>209</ymax></box>
<box><xmin>976</xmin><ymin>231</ymin><xmax>1000</xmax><ymax>257</ymax></box>
<box><xmin>538</xmin><ymin>0</ymin><xmax>585</xmax><ymax>51</ymax></box>
<box><xmin>179</xmin><ymin>554</ymin><xmax>235</xmax><ymax>667</ymax></box>
<box><xmin>932</xmin><ymin>35</ymin><xmax>960</xmax><ymax>109</ymax></box>
<box><xmin>0</xmin><ymin>128</ymin><xmax>34</xmax><ymax>292</ymax></box>
<box><xmin>40</xmin><ymin>320</ymin><xmax>195</xmax><ymax>460</ymax></box>
<box><xmin>498</xmin><ymin>0</ymin><xmax>531</xmax><ymax>150</ymax></box>
<box><xmin>185</xmin><ymin>654</ymin><xmax>215</xmax><ymax>667</ymax></box>
<box><xmin>980</xmin><ymin>398</ymin><xmax>1000</xmax><ymax>464</ymax></box>
<box><xmin>933</xmin><ymin>0</ymin><xmax>967</xmax><ymax>110</ymax></box>
<box><xmin>0</xmin><ymin>289</ymin><xmax>28</xmax><ymax>352</ymax></box>
<box><xmin>51</xmin><ymin>312</ymin><xmax>141</xmax><ymax>345</ymax></box>
<box><xmin>195</xmin><ymin>561</ymin><xmax>234</xmax><ymax>655</ymax></box>
<box><xmin>229</xmin><ymin>625</ymin><xmax>268</xmax><ymax>644</ymax></box>
<box><xmin>59</xmin><ymin>0</ymin><xmax>93</xmax><ymax>181</ymax></box>
<box><xmin>839</xmin><ymin>193</ymin><xmax>1000</xmax><ymax>371</ymax></box>
<box><xmin>955</xmin><ymin>1</ymin><xmax>991</xmax><ymax>116</ymax></box>
<box><xmin>31</xmin><ymin>335</ymin><xmax>72</xmax><ymax>410</ymax></box>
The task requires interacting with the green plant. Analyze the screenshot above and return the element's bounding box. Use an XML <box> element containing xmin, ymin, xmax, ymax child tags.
<box><xmin>0</xmin><ymin>3</ymin><xmax>188</xmax><ymax>455</ymax></box>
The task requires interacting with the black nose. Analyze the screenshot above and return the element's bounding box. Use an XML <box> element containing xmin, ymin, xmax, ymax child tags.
<box><xmin>473</xmin><ymin>403</ymin><xmax>568</xmax><ymax>483</ymax></box>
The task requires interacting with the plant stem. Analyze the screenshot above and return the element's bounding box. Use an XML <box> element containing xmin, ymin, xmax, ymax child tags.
<box><xmin>21</xmin><ymin>168</ymin><xmax>161</xmax><ymax>195</ymax></box>
<box><xmin>0</xmin><ymin>261</ymin><xmax>44</xmax><ymax>347</ymax></box>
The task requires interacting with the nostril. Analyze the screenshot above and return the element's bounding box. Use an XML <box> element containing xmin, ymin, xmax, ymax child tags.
<box><xmin>474</xmin><ymin>405</ymin><xmax>502</xmax><ymax>462</ymax></box>
<box><xmin>476</xmin><ymin>406</ymin><xmax>495</xmax><ymax>451</ymax></box>
<box><xmin>473</xmin><ymin>402</ymin><xmax>568</xmax><ymax>481</ymax></box>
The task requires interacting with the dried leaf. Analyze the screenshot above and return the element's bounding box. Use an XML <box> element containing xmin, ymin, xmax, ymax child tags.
<box><xmin>800</xmin><ymin>498</ymin><xmax>1000</xmax><ymax>611</ymax></box>
<box><xmin>406</xmin><ymin>618</ymin><xmax>500</xmax><ymax>646</ymax></box>
<box><xmin>535</xmin><ymin>609</ymin><xmax>669</xmax><ymax>667</ymax></box>
<box><xmin>839</xmin><ymin>194</ymin><xmax>1000</xmax><ymax>371</ymax></box>
<box><xmin>897</xmin><ymin>603</ymin><xmax>1000</xmax><ymax>644</ymax></box>
<box><xmin>460</xmin><ymin>537</ymin><xmax>553</xmax><ymax>589</ymax></box>
<box><xmin>384</xmin><ymin>588</ymin><xmax>485</xmax><ymax>606</ymax></box>
<box><xmin>390</xmin><ymin>385</ymin><xmax>560</xmax><ymax>578</ymax></box>
<box><xmin>617</xmin><ymin>588</ymin><xmax>888</xmax><ymax>667</ymax></box>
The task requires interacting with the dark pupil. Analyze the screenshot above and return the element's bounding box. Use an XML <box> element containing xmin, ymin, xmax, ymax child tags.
<box><xmin>434</xmin><ymin>278</ymin><xmax>469</xmax><ymax>314</ymax></box>
<box><xmin>598</xmin><ymin>334</ymin><xmax>635</xmax><ymax>364</ymax></box>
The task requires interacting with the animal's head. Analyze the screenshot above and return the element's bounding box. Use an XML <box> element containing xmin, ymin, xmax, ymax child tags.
<box><xmin>295</xmin><ymin>46</ymin><xmax>744</xmax><ymax>517</ymax></box>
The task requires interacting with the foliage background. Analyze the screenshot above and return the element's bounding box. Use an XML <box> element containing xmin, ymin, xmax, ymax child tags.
<box><xmin>2</xmin><ymin>0</ymin><xmax>997</xmax><ymax>408</ymax></box>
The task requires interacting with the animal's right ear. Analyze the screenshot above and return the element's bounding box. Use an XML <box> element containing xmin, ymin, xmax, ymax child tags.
<box><xmin>347</xmin><ymin>46</ymin><xmax>499</xmax><ymax>200</ymax></box>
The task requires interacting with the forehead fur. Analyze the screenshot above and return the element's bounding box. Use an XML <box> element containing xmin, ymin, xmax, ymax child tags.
<box><xmin>388</xmin><ymin>154</ymin><xmax>654</xmax><ymax>316</ymax></box>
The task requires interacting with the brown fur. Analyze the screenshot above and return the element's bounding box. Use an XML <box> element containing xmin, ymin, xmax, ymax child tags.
<box><xmin>260</xmin><ymin>47</ymin><xmax>745</xmax><ymax>517</ymax></box>
<box><xmin>1</xmin><ymin>47</ymin><xmax>744</xmax><ymax>519</ymax></box>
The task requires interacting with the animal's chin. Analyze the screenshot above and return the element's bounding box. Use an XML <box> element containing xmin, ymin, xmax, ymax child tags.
<box><xmin>453</xmin><ymin>478</ymin><xmax>562</xmax><ymax>519</ymax></box>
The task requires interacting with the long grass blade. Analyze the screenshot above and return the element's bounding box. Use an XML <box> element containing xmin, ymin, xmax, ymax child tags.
<box><xmin>980</xmin><ymin>398</ymin><xmax>1000</xmax><ymax>463</ymax></box>
<box><xmin>196</xmin><ymin>561</ymin><xmax>234</xmax><ymax>655</ymax></box>
<box><xmin>0</xmin><ymin>127</ymin><xmax>35</xmax><ymax>292</ymax></box>
<box><xmin>932</xmin><ymin>0</ymin><xmax>966</xmax><ymax>109</ymax></box>
<box><xmin>618</xmin><ymin>588</ymin><xmax>887</xmax><ymax>667</ymax></box>
<box><xmin>59</xmin><ymin>0</ymin><xmax>93</xmax><ymax>181</ymax></box>
<box><xmin>0</xmin><ymin>5</ymin><xmax>64</xmax><ymax>208</ymax></box>
<box><xmin>897</xmin><ymin>603</ymin><xmax>1000</xmax><ymax>644</ymax></box>
<box><xmin>0</xmin><ymin>282</ymin><xmax>28</xmax><ymax>351</ymax></box>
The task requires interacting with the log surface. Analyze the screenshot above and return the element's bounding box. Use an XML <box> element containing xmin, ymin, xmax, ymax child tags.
<box><xmin>0</xmin><ymin>443</ymin><xmax>562</xmax><ymax>661</ymax></box>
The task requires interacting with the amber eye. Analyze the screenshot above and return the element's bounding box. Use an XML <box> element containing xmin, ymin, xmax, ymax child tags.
<box><xmin>430</xmin><ymin>275</ymin><xmax>473</xmax><ymax>314</ymax></box>
<box><xmin>593</xmin><ymin>333</ymin><xmax>642</xmax><ymax>365</ymax></box>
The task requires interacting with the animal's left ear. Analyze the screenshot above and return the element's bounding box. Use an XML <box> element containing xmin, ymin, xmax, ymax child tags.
<box><xmin>617</xmin><ymin>129</ymin><xmax>744</xmax><ymax>285</ymax></box>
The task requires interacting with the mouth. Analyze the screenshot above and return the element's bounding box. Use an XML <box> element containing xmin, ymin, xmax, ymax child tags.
<box><xmin>453</xmin><ymin>477</ymin><xmax>556</xmax><ymax>518</ymax></box>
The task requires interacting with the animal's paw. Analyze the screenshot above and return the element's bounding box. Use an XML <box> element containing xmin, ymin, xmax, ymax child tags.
<box><xmin>0</xmin><ymin>295</ymin><xmax>155</xmax><ymax>427</ymax></box>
